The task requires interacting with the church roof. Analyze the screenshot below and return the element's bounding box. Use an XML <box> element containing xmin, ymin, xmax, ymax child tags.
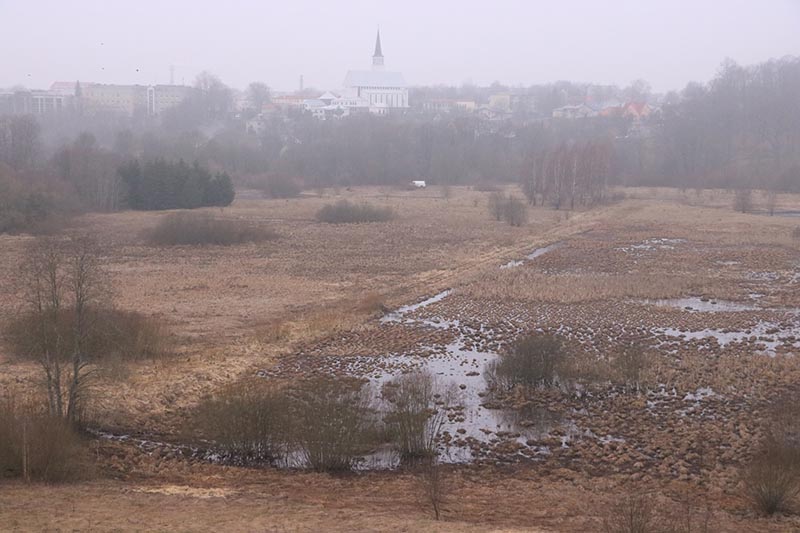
<box><xmin>344</xmin><ymin>70</ymin><xmax>406</xmax><ymax>88</ymax></box>
<box><xmin>373</xmin><ymin>30</ymin><xmax>383</xmax><ymax>57</ymax></box>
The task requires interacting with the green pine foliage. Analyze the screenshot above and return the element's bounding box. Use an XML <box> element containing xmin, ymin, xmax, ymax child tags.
<box><xmin>119</xmin><ymin>159</ymin><xmax>235</xmax><ymax>210</ymax></box>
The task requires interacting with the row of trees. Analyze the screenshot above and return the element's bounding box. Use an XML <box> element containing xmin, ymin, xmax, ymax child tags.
<box><xmin>625</xmin><ymin>56</ymin><xmax>800</xmax><ymax>190</ymax></box>
<box><xmin>522</xmin><ymin>140</ymin><xmax>614</xmax><ymax>209</ymax></box>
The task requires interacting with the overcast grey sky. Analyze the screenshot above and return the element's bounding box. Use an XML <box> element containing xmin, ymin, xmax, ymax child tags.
<box><xmin>2</xmin><ymin>0</ymin><xmax>799</xmax><ymax>93</ymax></box>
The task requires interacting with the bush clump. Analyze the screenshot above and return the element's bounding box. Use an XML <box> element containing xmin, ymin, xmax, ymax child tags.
<box><xmin>611</xmin><ymin>342</ymin><xmax>651</xmax><ymax>394</ymax></box>
<box><xmin>148</xmin><ymin>212</ymin><xmax>277</xmax><ymax>246</ymax></box>
<box><xmin>193</xmin><ymin>382</ymin><xmax>290</xmax><ymax>463</ymax></box>
<box><xmin>488</xmin><ymin>192</ymin><xmax>528</xmax><ymax>226</ymax></box>
<box><xmin>259</xmin><ymin>175</ymin><xmax>303</xmax><ymax>199</ymax></box>
<box><xmin>288</xmin><ymin>377</ymin><xmax>377</xmax><ymax>472</ymax></box>
<box><xmin>316</xmin><ymin>200</ymin><xmax>393</xmax><ymax>224</ymax></box>
<box><xmin>602</xmin><ymin>492</ymin><xmax>657</xmax><ymax>533</ymax></box>
<box><xmin>0</xmin><ymin>399</ymin><xmax>89</xmax><ymax>482</ymax></box>
<box><xmin>382</xmin><ymin>371</ymin><xmax>448</xmax><ymax>461</ymax></box>
<box><xmin>193</xmin><ymin>377</ymin><xmax>378</xmax><ymax>472</ymax></box>
<box><xmin>6</xmin><ymin>307</ymin><xmax>169</xmax><ymax>364</ymax></box>
<box><xmin>485</xmin><ymin>334</ymin><xmax>565</xmax><ymax>390</ymax></box>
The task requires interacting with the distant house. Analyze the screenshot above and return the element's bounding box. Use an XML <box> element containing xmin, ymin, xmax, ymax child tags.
<box><xmin>422</xmin><ymin>99</ymin><xmax>457</xmax><ymax>112</ymax></box>
<box><xmin>273</xmin><ymin>94</ymin><xmax>306</xmax><ymax>109</ymax></box>
<box><xmin>455</xmin><ymin>100</ymin><xmax>477</xmax><ymax>112</ymax></box>
<box><xmin>622</xmin><ymin>102</ymin><xmax>652</xmax><ymax>121</ymax></box>
<box><xmin>488</xmin><ymin>93</ymin><xmax>511</xmax><ymax>112</ymax></box>
<box><xmin>552</xmin><ymin>104</ymin><xmax>596</xmax><ymax>119</ymax></box>
<box><xmin>588</xmin><ymin>99</ymin><xmax>623</xmax><ymax>117</ymax></box>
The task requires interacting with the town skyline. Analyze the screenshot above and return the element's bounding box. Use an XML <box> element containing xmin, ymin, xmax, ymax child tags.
<box><xmin>2</xmin><ymin>0</ymin><xmax>799</xmax><ymax>93</ymax></box>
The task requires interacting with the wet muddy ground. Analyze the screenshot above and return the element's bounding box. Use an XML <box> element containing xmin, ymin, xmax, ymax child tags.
<box><xmin>258</xmin><ymin>220</ymin><xmax>800</xmax><ymax>482</ymax></box>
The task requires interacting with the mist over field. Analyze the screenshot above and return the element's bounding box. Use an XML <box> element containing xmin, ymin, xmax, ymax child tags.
<box><xmin>2</xmin><ymin>2</ymin><xmax>800</xmax><ymax>531</ymax></box>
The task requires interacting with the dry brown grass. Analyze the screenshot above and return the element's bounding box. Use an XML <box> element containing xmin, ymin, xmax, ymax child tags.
<box><xmin>0</xmin><ymin>395</ymin><xmax>90</xmax><ymax>482</ymax></box>
<box><xmin>147</xmin><ymin>212</ymin><xmax>278</xmax><ymax>246</ymax></box>
<box><xmin>461</xmin><ymin>271</ymin><xmax>725</xmax><ymax>304</ymax></box>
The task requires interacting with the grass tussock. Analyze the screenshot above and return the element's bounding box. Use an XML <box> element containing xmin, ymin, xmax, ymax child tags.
<box><xmin>0</xmin><ymin>397</ymin><xmax>89</xmax><ymax>482</ymax></box>
<box><xmin>743</xmin><ymin>437</ymin><xmax>800</xmax><ymax>515</ymax></box>
<box><xmin>742</xmin><ymin>398</ymin><xmax>800</xmax><ymax>515</ymax></box>
<box><xmin>316</xmin><ymin>200</ymin><xmax>393</xmax><ymax>224</ymax></box>
<box><xmin>5</xmin><ymin>307</ymin><xmax>169</xmax><ymax>364</ymax></box>
<box><xmin>148</xmin><ymin>212</ymin><xmax>278</xmax><ymax>246</ymax></box>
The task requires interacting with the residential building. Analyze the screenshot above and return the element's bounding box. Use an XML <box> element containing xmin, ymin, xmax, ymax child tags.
<box><xmin>0</xmin><ymin>83</ymin><xmax>77</xmax><ymax>116</ymax></box>
<box><xmin>146</xmin><ymin>85</ymin><xmax>192</xmax><ymax>116</ymax></box>
<box><xmin>552</xmin><ymin>103</ymin><xmax>597</xmax><ymax>119</ymax></box>
<box><xmin>80</xmin><ymin>83</ymin><xmax>190</xmax><ymax>116</ymax></box>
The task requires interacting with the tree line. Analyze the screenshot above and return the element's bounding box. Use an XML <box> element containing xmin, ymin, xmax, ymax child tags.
<box><xmin>2</xmin><ymin>56</ymin><xmax>799</xmax><ymax>232</ymax></box>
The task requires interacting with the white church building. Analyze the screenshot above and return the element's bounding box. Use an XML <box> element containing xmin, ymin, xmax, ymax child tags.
<box><xmin>304</xmin><ymin>31</ymin><xmax>409</xmax><ymax>118</ymax></box>
<box><xmin>343</xmin><ymin>31</ymin><xmax>408</xmax><ymax>113</ymax></box>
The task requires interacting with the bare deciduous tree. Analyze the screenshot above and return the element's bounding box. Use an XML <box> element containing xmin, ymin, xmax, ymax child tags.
<box><xmin>16</xmin><ymin>236</ymin><xmax>107</xmax><ymax>423</ymax></box>
<box><xmin>416</xmin><ymin>456</ymin><xmax>450</xmax><ymax>521</ymax></box>
<box><xmin>383</xmin><ymin>371</ymin><xmax>449</xmax><ymax>461</ymax></box>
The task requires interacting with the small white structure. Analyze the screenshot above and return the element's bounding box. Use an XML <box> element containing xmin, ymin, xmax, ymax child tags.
<box><xmin>411</xmin><ymin>180</ymin><xmax>427</xmax><ymax>188</ymax></box>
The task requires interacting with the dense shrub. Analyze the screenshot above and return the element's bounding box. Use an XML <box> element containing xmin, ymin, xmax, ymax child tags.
<box><xmin>119</xmin><ymin>159</ymin><xmax>234</xmax><ymax>210</ymax></box>
<box><xmin>0</xmin><ymin>166</ymin><xmax>72</xmax><ymax>234</ymax></box>
<box><xmin>259</xmin><ymin>175</ymin><xmax>303</xmax><ymax>199</ymax></box>
<box><xmin>316</xmin><ymin>200</ymin><xmax>393</xmax><ymax>224</ymax></box>
<box><xmin>485</xmin><ymin>334</ymin><xmax>565</xmax><ymax>390</ymax></box>
<box><xmin>5</xmin><ymin>307</ymin><xmax>169</xmax><ymax>364</ymax></box>
<box><xmin>488</xmin><ymin>192</ymin><xmax>505</xmax><ymax>221</ymax></box>
<box><xmin>288</xmin><ymin>377</ymin><xmax>377</xmax><ymax>472</ymax></box>
<box><xmin>193</xmin><ymin>377</ymin><xmax>378</xmax><ymax>471</ymax></box>
<box><xmin>148</xmin><ymin>212</ymin><xmax>277</xmax><ymax>246</ymax></box>
<box><xmin>382</xmin><ymin>371</ymin><xmax>447</xmax><ymax>461</ymax></box>
<box><xmin>602</xmin><ymin>492</ymin><xmax>657</xmax><ymax>533</ymax></box>
<box><xmin>0</xmin><ymin>400</ymin><xmax>88</xmax><ymax>482</ymax></box>
<box><xmin>504</xmin><ymin>195</ymin><xmax>528</xmax><ymax>226</ymax></box>
<box><xmin>487</xmin><ymin>192</ymin><xmax>528</xmax><ymax>226</ymax></box>
<box><xmin>733</xmin><ymin>189</ymin><xmax>753</xmax><ymax>213</ymax></box>
<box><xmin>611</xmin><ymin>343</ymin><xmax>651</xmax><ymax>393</ymax></box>
<box><xmin>193</xmin><ymin>382</ymin><xmax>290</xmax><ymax>463</ymax></box>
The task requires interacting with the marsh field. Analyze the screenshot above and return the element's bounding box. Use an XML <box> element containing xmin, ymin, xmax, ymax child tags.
<box><xmin>2</xmin><ymin>185</ymin><xmax>800</xmax><ymax>532</ymax></box>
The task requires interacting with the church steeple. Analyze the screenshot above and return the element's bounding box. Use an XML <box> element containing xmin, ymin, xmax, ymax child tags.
<box><xmin>372</xmin><ymin>30</ymin><xmax>384</xmax><ymax>69</ymax></box>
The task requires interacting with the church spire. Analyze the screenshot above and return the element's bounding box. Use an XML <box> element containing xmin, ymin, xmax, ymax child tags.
<box><xmin>372</xmin><ymin>30</ymin><xmax>384</xmax><ymax>69</ymax></box>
